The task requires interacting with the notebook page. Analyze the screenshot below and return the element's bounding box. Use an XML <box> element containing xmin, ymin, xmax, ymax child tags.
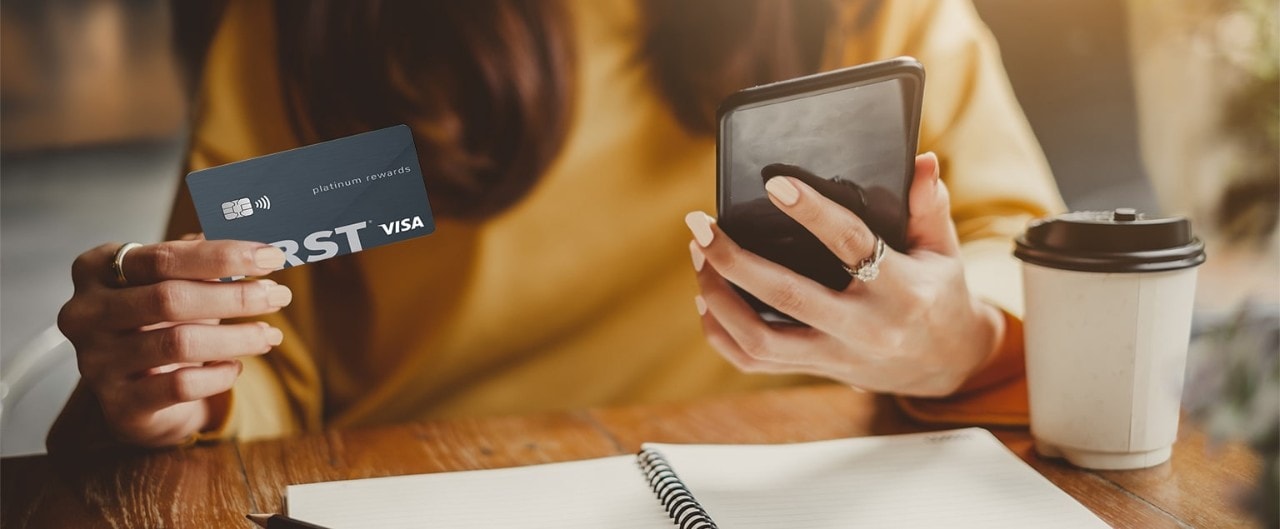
<box><xmin>286</xmin><ymin>455</ymin><xmax>672</xmax><ymax>529</ymax></box>
<box><xmin>647</xmin><ymin>428</ymin><xmax>1110</xmax><ymax>529</ymax></box>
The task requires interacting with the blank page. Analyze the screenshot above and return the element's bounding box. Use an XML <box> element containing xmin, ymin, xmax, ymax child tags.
<box><xmin>647</xmin><ymin>428</ymin><xmax>1110</xmax><ymax>529</ymax></box>
<box><xmin>286</xmin><ymin>455</ymin><xmax>671</xmax><ymax>529</ymax></box>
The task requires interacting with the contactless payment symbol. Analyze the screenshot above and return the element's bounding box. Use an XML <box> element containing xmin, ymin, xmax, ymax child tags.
<box><xmin>221</xmin><ymin>196</ymin><xmax>271</xmax><ymax>220</ymax></box>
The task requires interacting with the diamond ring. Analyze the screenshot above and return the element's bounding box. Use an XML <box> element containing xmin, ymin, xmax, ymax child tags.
<box><xmin>841</xmin><ymin>237</ymin><xmax>886</xmax><ymax>283</ymax></box>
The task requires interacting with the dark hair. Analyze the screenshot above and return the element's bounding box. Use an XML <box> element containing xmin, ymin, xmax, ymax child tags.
<box><xmin>174</xmin><ymin>1</ymin><xmax>876</xmax><ymax>219</ymax></box>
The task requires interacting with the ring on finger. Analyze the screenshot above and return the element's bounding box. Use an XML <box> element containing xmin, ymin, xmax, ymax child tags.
<box><xmin>111</xmin><ymin>242</ymin><xmax>143</xmax><ymax>287</ymax></box>
<box><xmin>842</xmin><ymin>236</ymin><xmax>886</xmax><ymax>283</ymax></box>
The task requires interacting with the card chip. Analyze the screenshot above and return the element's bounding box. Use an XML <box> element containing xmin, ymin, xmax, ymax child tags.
<box><xmin>222</xmin><ymin>197</ymin><xmax>254</xmax><ymax>220</ymax></box>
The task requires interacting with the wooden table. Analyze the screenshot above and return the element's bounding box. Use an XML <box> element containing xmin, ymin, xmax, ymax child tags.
<box><xmin>1</xmin><ymin>384</ymin><xmax>1263</xmax><ymax>528</ymax></box>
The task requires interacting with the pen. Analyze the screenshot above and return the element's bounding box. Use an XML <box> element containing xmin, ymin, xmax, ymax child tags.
<box><xmin>246</xmin><ymin>513</ymin><xmax>332</xmax><ymax>529</ymax></box>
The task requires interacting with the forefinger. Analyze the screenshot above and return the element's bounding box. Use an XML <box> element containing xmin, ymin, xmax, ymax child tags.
<box><xmin>762</xmin><ymin>176</ymin><xmax>888</xmax><ymax>285</ymax></box>
<box><xmin>115</xmin><ymin>240</ymin><xmax>286</xmax><ymax>285</ymax></box>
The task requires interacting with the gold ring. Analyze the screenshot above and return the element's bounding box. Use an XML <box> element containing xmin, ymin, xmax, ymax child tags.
<box><xmin>111</xmin><ymin>242</ymin><xmax>143</xmax><ymax>287</ymax></box>
<box><xmin>842</xmin><ymin>237</ymin><xmax>886</xmax><ymax>283</ymax></box>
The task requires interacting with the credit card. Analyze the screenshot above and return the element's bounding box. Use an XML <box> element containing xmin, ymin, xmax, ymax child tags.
<box><xmin>187</xmin><ymin>125</ymin><xmax>435</xmax><ymax>269</ymax></box>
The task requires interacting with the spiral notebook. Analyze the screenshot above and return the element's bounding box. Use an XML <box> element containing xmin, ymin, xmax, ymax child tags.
<box><xmin>286</xmin><ymin>428</ymin><xmax>1110</xmax><ymax>528</ymax></box>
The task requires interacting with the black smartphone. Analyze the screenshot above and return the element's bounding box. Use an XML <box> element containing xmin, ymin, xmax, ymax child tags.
<box><xmin>716</xmin><ymin>56</ymin><xmax>925</xmax><ymax>324</ymax></box>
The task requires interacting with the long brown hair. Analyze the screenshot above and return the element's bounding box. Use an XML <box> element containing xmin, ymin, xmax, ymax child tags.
<box><xmin>173</xmin><ymin>1</ymin><xmax>878</xmax><ymax>219</ymax></box>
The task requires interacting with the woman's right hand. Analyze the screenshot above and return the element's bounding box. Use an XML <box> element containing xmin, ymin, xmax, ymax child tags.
<box><xmin>56</xmin><ymin>237</ymin><xmax>292</xmax><ymax>447</ymax></box>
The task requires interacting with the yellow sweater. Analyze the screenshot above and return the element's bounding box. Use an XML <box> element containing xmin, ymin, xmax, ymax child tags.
<box><xmin>152</xmin><ymin>0</ymin><xmax>1062</xmax><ymax>441</ymax></box>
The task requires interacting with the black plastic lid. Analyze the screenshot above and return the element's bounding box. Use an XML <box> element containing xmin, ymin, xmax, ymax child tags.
<box><xmin>1013</xmin><ymin>209</ymin><xmax>1206</xmax><ymax>273</ymax></box>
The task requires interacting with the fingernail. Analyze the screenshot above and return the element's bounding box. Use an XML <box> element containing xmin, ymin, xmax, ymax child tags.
<box><xmin>923</xmin><ymin>151</ymin><xmax>940</xmax><ymax>185</ymax></box>
<box><xmin>235</xmin><ymin>359</ymin><xmax>244</xmax><ymax>375</ymax></box>
<box><xmin>255</xmin><ymin>246</ymin><xmax>286</xmax><ymax>270</ymax></box>
<box><xmin>264</xmin><ymin>325</ymin><xmax>283</xmax><ymax>346</ymax></box>
<box><xmin>694</xmin><ymin>295</ymin><xmax>707</xmax><ymax>316</ymax></box>
<box><xmin>764</xmin><ymin>177</ymin><xmax>799</xmax><ymax>206</ymax></box>
<box><xmin>689</xmin><ymin>242</ymin><xmax>705</xmax><ymax>272</ymax></box>
<box><xmin>685</xmin><ymin>211</ymin><xmax>714</xmax><ymax>247</ymax></box>
<box><xmin>267</xmin><ymin>284</ymin><xmax>293</xmax><ymax>307</ymax></box>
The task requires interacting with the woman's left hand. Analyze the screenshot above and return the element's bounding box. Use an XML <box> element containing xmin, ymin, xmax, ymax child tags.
<box><xmin>686</xmin><ymin>152</ymin><xmax>1005</xmax><ymax>397</ymax></box>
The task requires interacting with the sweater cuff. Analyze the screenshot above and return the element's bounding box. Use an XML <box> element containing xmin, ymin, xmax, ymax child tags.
<box><xmin>895</xmin><ymin>308</ymin><xmax>1030</xmax><ymax>426</ymax></box>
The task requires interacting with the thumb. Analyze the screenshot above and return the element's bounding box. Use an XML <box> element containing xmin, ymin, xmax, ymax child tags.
<box><xmin>906</xmin><ymin>152</ymin><xmax>961</xmax><ymax>256</ymax></box>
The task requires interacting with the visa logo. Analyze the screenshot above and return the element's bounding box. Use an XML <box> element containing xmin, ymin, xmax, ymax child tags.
<box><xmin>379</xmin><ymin>216</ymin><xmax>426</xmax><ymax>235</ymax></box>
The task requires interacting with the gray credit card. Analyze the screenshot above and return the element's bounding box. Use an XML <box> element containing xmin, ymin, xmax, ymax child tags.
<box><xmin>187</xmin><ymin>124</ymin><xmax>435</xmax><ymax>268</ymax></box>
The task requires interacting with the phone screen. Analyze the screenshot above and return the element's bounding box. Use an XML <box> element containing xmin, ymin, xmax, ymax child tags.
<box><xmin>719</xmin><ymin>70</ymin><xmax>920</xmax><ymax>322</ymax></box>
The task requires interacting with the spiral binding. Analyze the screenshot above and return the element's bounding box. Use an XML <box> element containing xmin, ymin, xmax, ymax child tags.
<box><xmin>636</xmin><ymin>448</ymin><xmax>718</xmax><ymax>529</ymax></box>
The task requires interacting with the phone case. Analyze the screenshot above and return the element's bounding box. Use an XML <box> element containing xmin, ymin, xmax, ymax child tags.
<box><xmin>716</xmin><ymin>56</ymin><xmax>925</xmax><ymax>324</ymax></box>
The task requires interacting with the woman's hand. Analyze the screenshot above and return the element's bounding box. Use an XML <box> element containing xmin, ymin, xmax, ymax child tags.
<box><xmin>687</xmin><ymin>152</ymin><xmax>1005</xmax><ymax>397</ymax></box>
<box><xmin>56</xmin><ymin>236</ymin><xmax>292</xmax><ymax>447</ymax></box>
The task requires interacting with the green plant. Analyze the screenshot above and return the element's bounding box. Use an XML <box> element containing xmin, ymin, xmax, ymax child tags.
<box><xmin>1184</xmin><ymin>304</ymin><xmax>1280</xmax><ymax>527</ymax></box>
<box><xmin>1213</xmin><ymin>0</ymin><xmax>1279</xmax><ymax>246</ymax></box>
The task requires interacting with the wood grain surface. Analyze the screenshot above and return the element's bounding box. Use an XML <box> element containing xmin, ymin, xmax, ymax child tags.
<box><xmin>2</xmin><ymin>442</ymin><xmax>249</xmax><ymax>528</ymax></box>
<box><xmin>1</xmin><ymin>384</ymin><xmax>1265</xmax><ymax>528</ymax></box>
<box><xmin>1095</xmin><ymin>424</ymin><xmax>1263</xmax><ymax>529</ymax></box>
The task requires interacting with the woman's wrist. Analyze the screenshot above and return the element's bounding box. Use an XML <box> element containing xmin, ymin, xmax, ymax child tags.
<box><xmin>952</xmin><ymin>299</ymin><xmax>1020</xmax><ymax>395</ymax></box>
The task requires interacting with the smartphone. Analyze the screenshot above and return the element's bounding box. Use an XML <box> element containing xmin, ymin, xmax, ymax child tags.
<box><xmin>716</xmin><ymin>57</ymin><xmax>925</xmax><ymax>324</ymax></box>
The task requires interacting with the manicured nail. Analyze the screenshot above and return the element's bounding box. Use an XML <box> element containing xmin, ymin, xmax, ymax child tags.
<box><xmin>695</xmin><ymin>295</ymin><xmax>707</xmax><ymax>316</ymax></box>
<box><xmin>764</xmin><ymin>177</ymin><xmax>800</xmax><ymax>206</ymax></box>
<box><xmin>689</xmin><ymin>242</ymin><xmax>705</xmax><ymax>272</ymax></box>
<box><xmin>255</xmin><ymin>246</ymin><xmax>286</xmax><ymax>270</ymax></box>
<box><xmin>267</xmin><ymin>284</ymin><xmax>293</xmax><ymax>307</ymax></box>
<box><xmin>264</xmin><ymin>325</ymin><xmax>283</xmax><ymax>346</ymax></box>
<box><xmin>685</xmin><ymin>211</ymin><xmax>714</xmax><ymax>247</ymax></box>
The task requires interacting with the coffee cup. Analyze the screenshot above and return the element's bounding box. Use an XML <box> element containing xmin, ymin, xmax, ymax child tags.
<box><xmin>1014</xmin><ymin>208</ymin><xmax>1206</xmax><ymax>470</ymax></box>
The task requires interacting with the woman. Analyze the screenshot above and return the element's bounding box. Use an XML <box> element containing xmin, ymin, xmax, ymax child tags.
<box><xmin>51</xmin><ymin>0</ymin><xmax>1062</xmax><ymax>450</ymax></box>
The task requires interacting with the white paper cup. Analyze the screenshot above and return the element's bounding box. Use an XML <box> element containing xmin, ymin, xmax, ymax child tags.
<box><xmin>1015</xmin><ymin>209</ymin><xmax>1205</xmax><ymax>470</ymax></box>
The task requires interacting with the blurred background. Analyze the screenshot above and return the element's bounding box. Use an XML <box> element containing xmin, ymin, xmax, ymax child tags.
<box><xmin>1</xmin><ymin>0</ymin><xmax>1276</xmax><ymax>457</ymax></box>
